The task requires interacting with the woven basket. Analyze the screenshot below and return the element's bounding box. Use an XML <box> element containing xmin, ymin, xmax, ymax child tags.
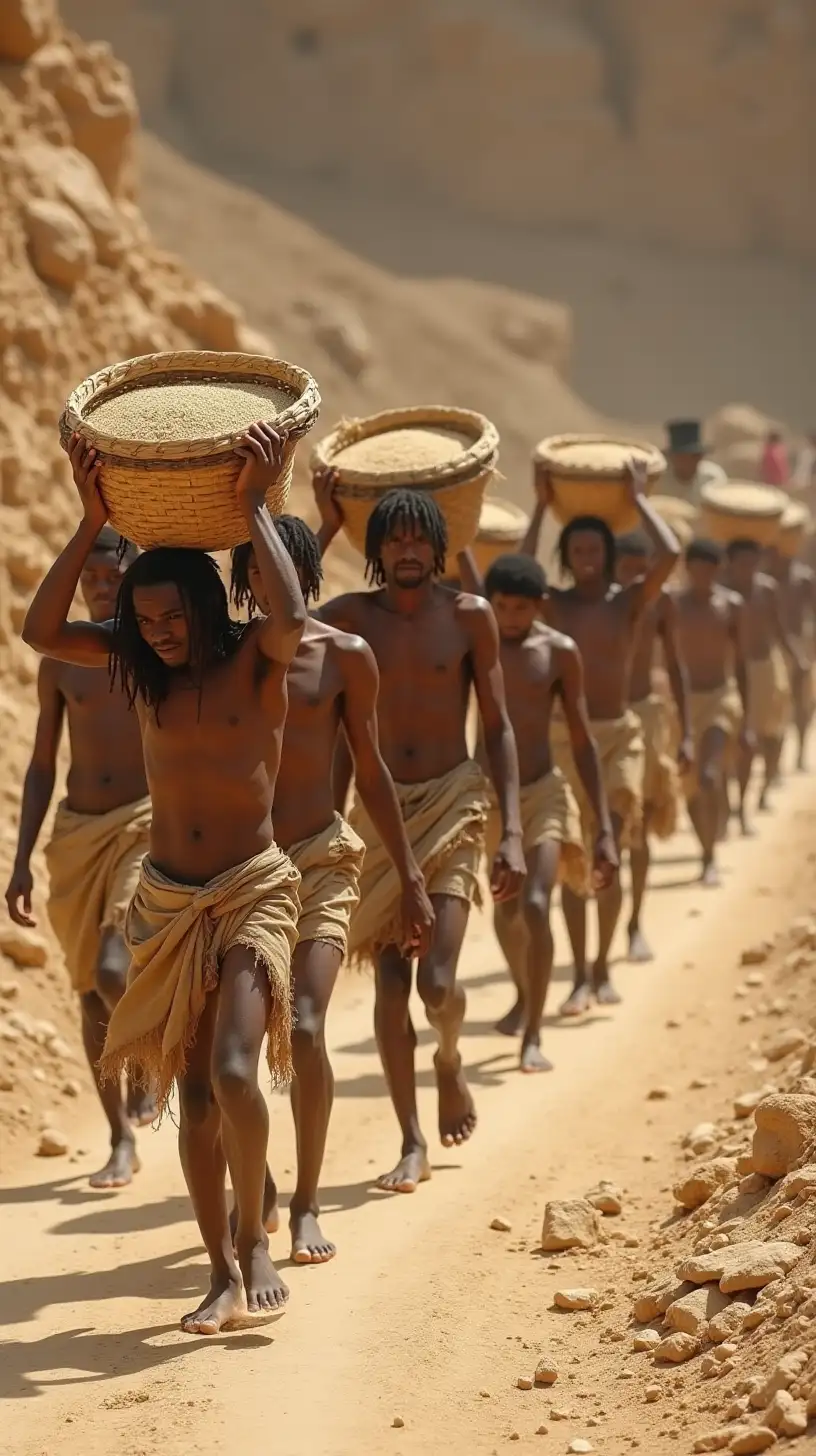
<box><xmin>699</xmin><ymin>481</ymin><xmax>787</xmax><ymax>548</ymax></box>
<box><xmin>778</xmin><ymin>500</ymin><xmax>812</xmax><ymax>558</ymax></box>
<box><xmin>534</xmin><ymin>434</ymin><xmax>665</xmax><ymax>534</ymax></box>
<box><xmin>471</xmin><ymin>496</ymin><xmax>530</xmax><ymax>576</ymax></box>
<box><xmin>59</xmin><ymin>350</ymin><xmax>321</xmax><ymax>550</ymax></box>
<box><xmin>311</xmin><ymin>406</ymin><xmax>499</xmax><ymax>559</ymax></box>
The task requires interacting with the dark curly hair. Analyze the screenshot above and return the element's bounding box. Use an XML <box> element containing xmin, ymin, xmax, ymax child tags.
<box><xmin>231</xmin><ymin>515</ymin><xmax>323</xmax><ymax>614</ymax></box>
<box><xmin>364</xmin><ymin>488</ymin><xmax>448</xmax><ymax>587</ymax></box>
<box><xmin>111</xmin><ymin>547</ymin><xmax>243</xmax><ymax>717</ymax></box>
<box><xmin>484</xmin><ymin>553</ymin><xmax>546</xmax><ymax>600</ymax></box>
<box><xmin>686</xmin><ymin>537</ymin><xmax>724</xmax><ymax>567</ymax></box>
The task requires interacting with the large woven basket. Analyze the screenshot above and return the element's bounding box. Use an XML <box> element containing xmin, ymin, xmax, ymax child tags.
<box><xmin>471</xmin><ymin>496</ymin><xmax>530</xmax><ymax>577</ymax></box>
<box><xmin>534</xmin><ymin>434</ymin><xmax>666</xmax><ymax>534</ymax></box>
<box><xmin>311</xmin><ymin>406</ymin><xmax>499</xmax><ymax>559</ymax></box>
<box><xmin>699</xmin><ymin>481</ymin><xmax>787</xmax><ymax>548</ymax></box>
<box><xmin>59</xmin><ymin>351</ymin><xmax>321</xmax><ymax>550</ymax></box>
<box><xmin>650</xmin><ymin>493</ymin><xmax>697</xmax><ymax>549</ymax></box>
<box><xmin>778</xmin><ymin>500</ymin><xmax>812</xmax><ymax>558</ymax></box>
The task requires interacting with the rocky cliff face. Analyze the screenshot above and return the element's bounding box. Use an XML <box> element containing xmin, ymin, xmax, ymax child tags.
<box><xmin>63</xmin><ymin>0</ymin><xmax>816</xmax><ymax>260</ymax></box>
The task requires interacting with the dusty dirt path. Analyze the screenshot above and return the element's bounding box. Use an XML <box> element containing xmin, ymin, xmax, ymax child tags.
<box><xmin>4</xmin><ymin>774</ymin><xmax>815</xmax><ymax>1456</ymax></box>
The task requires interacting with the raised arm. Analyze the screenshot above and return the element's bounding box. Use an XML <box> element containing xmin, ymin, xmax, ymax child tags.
<box><xmin>465</xmin><ymin>597</ymin><xmax>525</xmax><ymax>899</ymax></box>
<box><xmin>658</xmin><ymin>592</ymin><xmax>693</xmax><ymax>769</ymax></box>
<box><xmin>338</xmin><ymin>639</ymin><xmax>434</xmax><ymax>955</ymax></box>
<box><xmin>519</xmin><ymin>461</ymin><xmax>549</xmax><ymax>560</ymax></box>
<box><xmin>456</xmin><ymin>548</ymin><xmax>485</xmax><ymax>596</ymax></box>
<box><xmin>22</xmin><ymin>434</ymin><xmax>113</xmax><ymax>666</ymax></box>
<box><xmin>557</xmin><ymin>641</ymin><xmax>617</xmax><ymax>888</ymax></box>
<box><xmin>623</xmin><ymin>461</ymin><xmax>681</xmax><ymax>614</ymax></box>
<box><xmin>5</xmin><ymin>661</ymin><xmax>65</xmax><ymax>926</ymax></box>
<box><xmin>236</xmin><ymin>424</ymin><xmax>307</xmax><ymax>667</ymax></box>
<box><xmin>312</xmin><ymin>466</ymin><xmax>344</xmax><ymax>559</ymax></box>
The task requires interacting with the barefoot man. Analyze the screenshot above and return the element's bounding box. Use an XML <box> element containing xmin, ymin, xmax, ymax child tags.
<box><xmin>725</xmin><ymin>537</ymin><xmax>806</xmax><ymax>818</ymax></box>
<box><xmin>230</xmin><ymin>518</ymin><xmax>433</xmax><ymax>1260</ymax></box>
<box><xmin>615</xmin><ymin>531</ymin><xmax>692</xmax><ymax>962</ymax></box>
<box><xmin>24</xmin><ymin>425</ymin><xmax>306</xmax><ymax>1335</ymax></box>
<box><xmin>521</xmin><ymin>463</ymin><xmax>680</xmax><ymax>1011</ymax></box>
<box><xmin>457</xmin><ymin>548</ymin><xmax>617</xmax><ymax>1069</ymax></box>
<box><xmin>767</xmin><ymin>535</ymin><xmax>815</xmax><ymax>772</ymax></box>
<box><xmin>6</xmin><ymin>525</ymin><xmax>153</xmax><ymax>1189</ymax></box>
<box><xmin>315</xmin><ymin>478</ymin><xmax>525</xmax><ymax>1193</ymax></box>
<box><xmin>674</xmin><ymin>539</ymin><xmax>751</xmax><ymax>884</ymax></box>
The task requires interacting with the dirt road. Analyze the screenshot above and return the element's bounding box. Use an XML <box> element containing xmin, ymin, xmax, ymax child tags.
<box><xmin>4</xmin><ymin>777</ymin><xmax>814</xmax><ymax>1456</ymax></box>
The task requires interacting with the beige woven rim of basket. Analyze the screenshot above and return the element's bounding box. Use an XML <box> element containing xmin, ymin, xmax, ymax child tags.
<box><xmin>533</xmin><ymin>433</ymin><xmax>666</xmax><ymax>533</ymax></box>
<box><xmin>59</xmin><ymin>350</ymin><xmax>321</xmax><ymax>551</ymax></box>
<box><xmin>650</xmin><ymin>493</ymin><xmax>698</xmax><ymax>526</ymax></box>
<box><xmin>311</xmin><ymin>405</ymin><xmax>499</xmax><ymax>558</ymax></box>
<box><xmin>778</xmin><ymin>501</ymin><xmax>813</xmax><ymax>556</ymax></box>
<box><xmin>470</xmin><ymin>497</ymin><xmax>529</xmax><ymax>576</ymax></box>
<box><xmin>698</xmin><ymin>481</ymin><xmax>787</xmax><ymax>548</ymax></box>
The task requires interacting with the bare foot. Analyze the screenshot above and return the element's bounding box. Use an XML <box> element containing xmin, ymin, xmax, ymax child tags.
<box><xmin>495</xmin><ymin>999</ymin><xmax>525</xmax><ymax>1037</ymax></box>
<box><xmin>559</xmin><ymin>983</ymin><xmax>591</xmax><ymax>1017</ymax></box>
<box><xmin>520</xmin><ymin>1039</ymin><xmax>553</xmax><ymax>1074</ymax></box>
<box><xmin>230</xmin><ymin>1172</ymin><xmax>280</xmax><ymax>1241</ymax></box>
<box><xmin>126</xmin><ymin>1081</ymin><xmax>157</xmax><ymax>1128</ymax></box>
<box><xmin>435</xmin><ymin>1051</ymin><xmax>476</xmax><ymax>1147</ymax></box>
<box><xmin>701</xmin><ymin>859</ymin><xmax>721</xmax><ymax>888</ymax></box>
<box><xmin>290</xmin><ymin>1209</ymin><xmax>336</xmax><ymax>1265</ymax></box>
<box><xmin>376</xmin><ymin>1147</ymin><xmax>431</xmax><ymax>1194</ymax></box>
<box><xmin>593</xmin><ymin>967</ymin><xmax>622</xmax><ymax>1006</ymax></box>
<box><xmin>181</xmin><ymin>1273</ymin><xmax>246</xmax><ymax>1335</ymax></box>
<box><xmin>236</xmin><ymin>1236</ymin><xmax>288</xmax><ymax>1317</ymax></box>
<box><xmin>627</xmin><ymin>927</ymin><xmax>654</xmax><ymax>964</ymax></box>
<box><xmin>89</xmin><ymin>1139</ymin><xmax>140</xmax><ymax>1190</ymax></box>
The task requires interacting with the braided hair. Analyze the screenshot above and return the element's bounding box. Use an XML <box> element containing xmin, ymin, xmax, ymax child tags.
<box><xmin>230</xmin><ymin>515</ymin><xmax>323</xmax><ymax>614</ymax></box>
<box><xmin>364</xmin><ymin>488</ymin><xmax>448</xmax><ymax>587</ymax></box>
<box><xmin>111</xmin><ymin>547</ymin><xmax>242</xmax><ymax>715</ymax></box>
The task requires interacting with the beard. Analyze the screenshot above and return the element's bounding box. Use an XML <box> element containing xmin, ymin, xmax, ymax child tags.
<box><xmin>392</xmin><ymin>563</ymin><xmax>432</xmax><ymax>588</ymax></box>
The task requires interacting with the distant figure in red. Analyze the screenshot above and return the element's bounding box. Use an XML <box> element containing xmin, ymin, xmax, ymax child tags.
<box><xmin>762</xmin><ymin>430</ymin><xmax>789</xmax><ymax>488</ymax></box>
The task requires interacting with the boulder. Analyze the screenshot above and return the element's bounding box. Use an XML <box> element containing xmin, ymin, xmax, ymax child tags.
<box><xmin>584</xmin><ymin>1179</ymin><xmax>623</xmax><ymax>1215</ymax></box>
<box><xmin>708</xmin><ymin>1301</ymin><xmax>751</xmax><ymax>1343</ymax></box>
<box><xmin>37</xmin><ymin>1127</ymin><xmax>68</xmax><ymax>1156</ymax></box>
<box><xmin>653</xmin><ymin>1331</ymin><xmax>700</xmax><ymax>1364</ymax></box>
<box><xmin>678</xmin><ymin>1241</ymin><xmax>803</xmax><ymax>1294</ymax></box>
<box><xmin>25</xmin><ymin>198</ymin><xmax>95</xmax><ymax>290</ymax></box>
<box><xmin>663</xmin><ymin>1285</ymin><xmax>731</xmax><ymax>1338</ymax></box>
<box><xmin>763</xmin><ymin>1029</ymin><xmax>809</xmax><ymax>1064</ymax></box>
<box><xmin>541</xmin><ymin>1199</ymin><xmax>600</xmax><ymax>1252</ymax></box>
<box><xmin>729</xmin><ymin>1431</ymin><xmax>777</xmax><ymax>1454</ymax></box>
<box><xmin>553</xmin><ymin>1288</ymin><xmax>598</xmax><ymax>1312</ymax></box>
<box><xmin>753</xmin><ymin>1094</ymin><xmax>816</xmax><ymax>1179</ymax></box>
<box><xmin>0</xmin><ymin>925</ymin><xmax>47</xmax><ymax>968</ymax></box>
<box><xmin>674</xmin><ymin>1159</ymin><xmax>737</xmax><ymax>1210</ymax></box>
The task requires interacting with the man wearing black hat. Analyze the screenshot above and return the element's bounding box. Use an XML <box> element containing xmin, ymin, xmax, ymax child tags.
<box><xmin>663</xmin><ymin>420</ymin><xmax>727</xmax><ymax>506</ymax></box>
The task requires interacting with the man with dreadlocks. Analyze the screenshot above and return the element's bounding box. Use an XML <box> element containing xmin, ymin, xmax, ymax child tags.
<box><xmin>520</xmin><ymin>462</ymin><xmax>679</xmax><ymax>1014</ymax></box>
<box><xmin>313</xmin><ymin>476</ymin><xmax>524</xmax><ymax>1194</ymax></box>
<box><xmin>230</xmin><ymin>518</ymin><xmax>433</xmax><ymax>1259</ymax></box>
<box><xmin>6</xmin><ymin>515</ymin><xmax>152</xmax><ymax>1190</ymax></box>
<box><xmin>24</xmin><ymin>424</ymin><xmax>305</xmax><ymax>1337</ymax></box>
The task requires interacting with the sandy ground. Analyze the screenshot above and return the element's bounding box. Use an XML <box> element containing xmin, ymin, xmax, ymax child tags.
<box><xmin>3</xmin><ymin>767</ymin><xmax>816</xmax><ymax>1456</ymax></box>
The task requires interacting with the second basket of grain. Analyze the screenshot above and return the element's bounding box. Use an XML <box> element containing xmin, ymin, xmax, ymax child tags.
<box><xmin>534</xmin><ymin>433</ymin><xmax>666</xmax><ymax>534</ymax></box>
<box><xmin>59</xmin><ymin>351</ymin><xmax>321</xmax><ymax>550</ymax></box>
<box><xmin>311</xmin><ymin>406</ymin><xmax>500</xmax><ymax>559</ymax></box>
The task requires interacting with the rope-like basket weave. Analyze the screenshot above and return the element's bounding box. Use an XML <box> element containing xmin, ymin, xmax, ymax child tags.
<box><xmin>311</xmin><ymin>406</ymin><xmax>499</xmax><ymax>558</ymax></box>
<box><xmin>534</xmin><ymin>433</ymin><xmax>666</xmax><ymax>534</ymax></box>
<box><xmin>699</xmin><ymin>481</ymin><xmax>787</xmax><ymax>548</ymax></box>
<box><xmin>471</xmin><ymin>496</ymin><xmax>530</xmax><ymax>577</ymax></box>
<box><xmin>778</xmin><ymin>500</ymin><xmax>812</xmax><ymax>557</ymax></box>
<box><xmin>59</xmin><ymin>351</ymin><xmax>321</xmax><ymax>550</ymax></box>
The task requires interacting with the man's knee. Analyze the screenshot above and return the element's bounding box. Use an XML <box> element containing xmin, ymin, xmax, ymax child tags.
<box><xmin>522</xmin><ymin>887</ymin><xmax>552</xmax><ymax>935</ymax></box>
<box><xmin>179</xmin><ymin>1074</ymin><xmax>215</xmax><ymax>1126</ymax></box>
<box><xmin>417</xmin><ymin>960</ymin><xmax>457</xmax><ymax>1012</ymax></box>
<box><xmin>212</xmin><ymin>1053</ymin><xmax>258</xmax><ymax>1114</ymax></box>
<box><xmin>292</xmin><ymin>997</ymin><xmax>327</xmax><ymax>1061</ymax></box>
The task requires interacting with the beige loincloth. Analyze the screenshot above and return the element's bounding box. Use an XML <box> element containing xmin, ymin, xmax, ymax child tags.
<box><xmin>790</xmin><ymin>635</ymin><xmax>815</xmax><ymax>719</ymax></box>
<box><xmin>348</xmin><ymin>758</ymin><xmax>488</xmax><ymax>967</ymax></box>
<box><xmin>553</xmin><ymin>710</ymin><xmax>644</xmax><ymax>854</ymax></box>
<box><xmin>684</xmin><ymin>681</ymin><xmax>742</xmax><ymax>796</ymax></box>
<box><xmin>101</xmin><ymin>844</ymin><xmax>301</xmax><ymax>1114</ymax></box>
<box><xmin>747</xmin><ymin>651</ymin><xmax>791</xmax><ymax>741</ymax></box>
<box><xmin>485</xmin><ymin>767</ymin><xmax>589</xmax><ymax>897</ymax></box>
<box><xmin>44</xmin><ymin>796</ymin><xmax>151</xmax><ymax>996</ymax></box>
<box><xmin>288</xmin><ymin>812</ymin><xmax>366</xmax><ymax>953</ymax></box>
<box><xmin>632</xmin><ymin>693</ymin><xmax>681</xmax><ymax>841</ymax></box>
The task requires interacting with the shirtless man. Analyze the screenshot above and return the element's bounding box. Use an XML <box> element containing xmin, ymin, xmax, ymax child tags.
<box><xmin>24</xmin><ymin>425</ymin><xmax>306</xmax><ymax>1336</ymax></box>
<box><xmin>725</xmin><ymin>538</ymin><xmax>806</xmax><ymax>817</ymax></box>
<box><xmin>6</xmin><ymin>526</ymin><xmax>152</xmax><ymax>1189</ymax></box>
<box><xmin>521</xmin><ymin>464</ymin><xmax>679</xmax><ymax>1012</ymax></box>
<box><xmin>766</xmin><ymin>543</ymin><xmax>815</xmax><ymax>771</ymax></box>
<box><xmin>230</xmin><ymin>520</ymin><xmax>433</xmax><ymax>1261</ymax></box>
<box><xmin>457</xmin><ymin>548</ymin><xmax>617</xmax><ymax>1069</ymax></box>
<box><xmin>315</xmin><ymin>479</ymin><xmax>525</xmax><ymax>1193</ymax></box>
<box><xmin>673</xmin><ymin>539</ymin><xmax>751</xmax><ymax>885</ymax></box>
<box><xmin>615</xmin><ymin>531</ymin><xmax>692</xmax><ymax>962</ymax></box>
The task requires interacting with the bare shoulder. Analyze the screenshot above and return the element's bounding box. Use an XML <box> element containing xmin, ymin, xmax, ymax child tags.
<box><xmin>323</xmin><ymin>621</ymin><xmax>378</xmax><ymax>677</ymax></box>
<box><xmin>315</xmin><ymin>590</ymin><xmax>378</xmax><ymax>634</ymax></box>
<box><xmin>545</xmin><ymin>625</ymin><xmax>579</xmax><ymax>656</ymax></box>
<box><xmin>453</xmin><ymin>589</ymin><xmax>497</xmax><ymax>643</ymax></box>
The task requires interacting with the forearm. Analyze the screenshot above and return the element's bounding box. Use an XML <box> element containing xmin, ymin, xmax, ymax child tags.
<box><xmin>636</xmin><ymin>497</ymin><xmax>680</xmax><ymax>561</ymax></box>
<box><xmin>519</xmin><ymin>502</ymin><xmax>545</xmax><ymax>559</ymax></box>
<box><xmin>355</xmin><ymin>764</ymin><xmax>421</xmax><ymax>883</ymax></box>
<box><xmin>457</xmin><ymin>549</ymin><xmax>484</xmax><ymax>597</ymax></box>
<box><xmin>23</xmin><ymin>517</ymin><xmax>98</xmax><ymax>652</ymax></box>
<box><xmin>667</xmin><ymin>659</ymin><xmax>692</xmax><ymax>739</ymax></box>
<box><xmin>316</xmin><ymin>520</ymin><xmax>340</xmax><ymax>559</ymax></box>
<box><xmin>735</xmin><ymin>660</ymin><xmax>750</xmax><ymax>720</ymax></box>
<box><xmin>14</xmin><ymin>766</ymin><xmax>56</xmax><ymax>866</ymax></box>
<box><xmin>573</xmin><ymin>740</ymin><xmax>613</xmax><ymax>837</ymax></box>
<box><xmin>331</xmin><ymin>729</ymin><xmax>354</xmax><ymax>816</ymax></box>
<box><xmin>243</xmin><ymin>498</ymin><xmax>307</xmax><ymax>646</ymax></box>
<box><xmin>484</xmin><ymin>719</ymin><xmax>522</xmax><ymax>838</ymax></box>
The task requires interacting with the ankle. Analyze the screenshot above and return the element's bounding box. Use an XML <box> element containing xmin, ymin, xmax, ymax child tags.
<box><xmin>289</xmin><ymin>1195</ymin><xmax>320</xmax><ymax>1220</ymax></box>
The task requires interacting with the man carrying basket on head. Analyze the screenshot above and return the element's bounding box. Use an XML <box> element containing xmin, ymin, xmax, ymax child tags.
<box><xmin>24</xmin><ymin>423</ymin><xmax>305</xmax><ymax>1337</ymax></box>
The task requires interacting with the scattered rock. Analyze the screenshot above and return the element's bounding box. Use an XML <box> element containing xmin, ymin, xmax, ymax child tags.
<box><xmin>567</xmin><ymin>1443</ymin><xmax>594</xmax><ymax>1455</ymax></box>
<box><xmin>708</xmin><ymin>1302</ymin><xmax>751</xmax><ymax>1343</ymax></box>
<box><xmin>392</xmin><ymin>1416</ymin><xmax>404</xmax><ymax>1429</ymax></box>
<box><xmin>729</xmin><ymin>1430</ymin><xmax>777</xmax><ymax>1454</ymax></box>
<box><xmin>753</xmin><ymin>1094</ymin><xmax>816</xmax><ymax>1179</ymax></box>
<box><xmin>692</xmin><ymin>1431</ymin><xmax>740</xmax><ymax>1454</ymax></box>
<box><xmin>0</xmin><ymin>926</ymin><xmax>47</xmax><ymax>968</ymax></box>
<box><xmin>584</xmin><ymin>1180</ymin><xmax>623</xmax><ymax>1215</ymax></box>
<box><xmin>645</xmin><ymin>1385</ymin><xmax>661</xmax><ymax>1403</ymax></box>
<box><xmin>634</xmin><ymin>1281</ymin><xmax>693</xmax><ymax>1323</ymax></box>
<box><xmin>653</xmin><ymin>1331</ymin><xmax>700</xmax><ymax>1364</ymax></box>
<box><xmin>633</xmin><ymin>1329</ymin><xmax>661</xmax><ymax>1351</ymax></box>
<box><xmin>741</xmin><ymin>943</ymin><xmax>771</xmax><ymax>967</ymax></box>
<box><xmin>554</xmin><ymin>1288</ymin><xmax>598</xmax><ymax>1312</ymax></box>
<box><xmin>541</xmin><ymin>1200</ymin><xmax>601</xmax><ymax>1252</ymax></box>
<box><xmin>691</xmin><ymin>1078</ymin><xmax>714</xmax><ymax>1091</ymax></box>
<box><xmin>674</xmin><ymin>1159</ymin><xmax>737</xmax><ymax>1210</ymax></box>
<box><xmin>663</xmin><ymin>1286</ymin><xmax>731</xmax><ymax>1338</ymax></box>
<box><xmin>764</xmin><ymin>1388</ymin><xmax>808</xmax><ymax>1436</ymax></box>
<box><xmin>0</xmin><ymin>979</ymin><xmax>20</xmax><ymax>1000</ymax></box>
<box><xmin>517</xmin><ymin>1376</ymin><xmax>533</xmax><ymax>1390</ymax></box>
<box><xmin>37</xmin><ymin>1128</ymin><xmax>68</xmax><ymax>1157</ymax></box>
<box><xmin>734</xmin><ymin>1088</ymin><xmax>774</xmax><ymax>1120</ymax></box>
<box><xmin>648</xmin><ymin>1086</ymin><xmax>672</xmax><ymax>1101</ymax></box>
<box><xmin>749</xmin><ymin>1351</ymin><xmax>809</xmax><ymax>1409</ymax></box>
<box><xmin>680</xmin><ymin>1241</ymin><xmax>804</xmax><ymax>1294</ymax></box>
<box><xmin>534</xmin><ymin>1359</ymin><xmax>558</xmax><ymax>1386</ymax></box>
<box><xmin>763</xmin><ymin>1028</ymin><xmax>809</xmax><ymax>1063</ymax></box>
<box><xmin>490</xmin><ymin>1216</ymin><xmax>512</xmax><ymax>1232</ymax></box>
<box><xmin>684</xmin><ymin>1122</ymin><xmax>721</xmax><ymax>1155</ymax></box>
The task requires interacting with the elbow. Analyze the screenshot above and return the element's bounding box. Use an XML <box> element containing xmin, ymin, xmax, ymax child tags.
<box><xmin>21</xmin><ymin>615</ymin><xmax>47</xmax><ymax>653</ymax></box>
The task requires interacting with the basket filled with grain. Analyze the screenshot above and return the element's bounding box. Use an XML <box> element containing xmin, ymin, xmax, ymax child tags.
<box><xmin>534</xmin><ymin>434</ymin><xmax>666</xmax><ymax>534</ymax></box>
<box><xmin>59</xmin><ymin>350</ymin><xmax>321</xmax><ymax>550</ymax></box>
<box><xmin>470</xmin><ymin>496</ymin><xmax>530</xmax><ymax>576</ymax></box>
<box><xmin>650</xmin><ymin>493</ymin><xmax>698</xmax><ymax>549</ymax></box>
<box><xmin>698</xmin><ymin>481</ymin><xmax>787</xmax><ymax>548</ymax></box>
<box><xmin>777</xmin><ymin>500</ymin><xmax>812</xmax><ymax>558</ymax></box>
<box><xmin>311</xmin><ymin>406</ymin><xmax>499</xmax><ymax>559</ymax></box>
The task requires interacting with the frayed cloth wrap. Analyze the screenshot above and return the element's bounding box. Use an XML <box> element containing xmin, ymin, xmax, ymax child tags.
<box><xmin>485</xmin><ymin>767</ymin><xmax>589</xmax><ymax>897</ymax></box>
<box><xmin>553</xmin><ymin>709</ymin><xmax>644</xmax><ymax>854</ymax></box>
<box><xmin>288</xmin><ymin>812</ymin><xmax>365</xmax><ymax>953</ymax></box>
<box><xmin>631</xmin><ymin>693</ymin><xmax>681</xmax><ymax>841</ymax></box>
